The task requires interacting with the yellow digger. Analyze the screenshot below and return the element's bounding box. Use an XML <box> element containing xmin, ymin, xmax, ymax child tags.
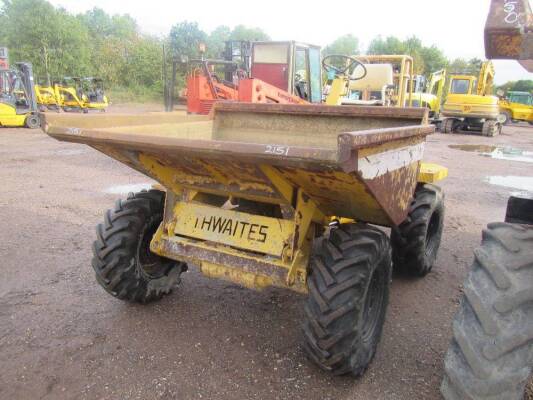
<box><xmin>0</xmin><ymin>62</ymin><xmax>40</xmax><ymax>128</ymax></box>
<box><xmin>35</xmin><ymin>83</ymin><xmax>61</xmax><ymax>111</ymax></box>
<box><xmin>56</xmin><ymin>77</ymin><xmax>88</xmax><ymax>112</ymax></box>
<box><xmin>441</xmin><ymin>61</ymin><xmax>502</xmax><ymax>136</ymax></box>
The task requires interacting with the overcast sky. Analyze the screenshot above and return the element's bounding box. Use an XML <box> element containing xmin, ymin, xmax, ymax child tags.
<box><xmin>49</xmin><ymin>0</ymin><xmax>532</xmax><ymax>84</ymax></box>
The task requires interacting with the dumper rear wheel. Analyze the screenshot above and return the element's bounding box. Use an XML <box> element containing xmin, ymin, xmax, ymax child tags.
<box><xmin>92</xmin><ymin>189</ymin><xmax>186</xmax><ymax>303</ymax></box>
<box><xmin>391</xmin><ymin>183</ymin><xmax>444</xmax><ymax>277</ymax></box>
<box><xmin>303</xmin><ymin>223</ymin><xmax>392</xmax><ymax>376</ymax></box>
<box><xmin>441</xmin><ymin>223</ymin><xmax>533</xmax><ymax>400</ymax></box>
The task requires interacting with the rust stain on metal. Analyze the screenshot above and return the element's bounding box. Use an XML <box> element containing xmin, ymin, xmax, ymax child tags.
<box><xmin>484</xmin><ymin>0</ymin><xmax>533</xmax><ymax>63</ymax></box>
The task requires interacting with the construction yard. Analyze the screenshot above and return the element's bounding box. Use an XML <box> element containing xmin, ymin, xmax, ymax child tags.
<box><xmin>0</xmin><ymin>104</ymin><xmax>530</xmax><ymax>400</ymax></box>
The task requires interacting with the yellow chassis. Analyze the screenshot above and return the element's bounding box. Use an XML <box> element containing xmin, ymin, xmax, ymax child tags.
<box><xmin>149</xmin><ymin>160</ymin><xmax>446</xmax><ymax>293</ymax></box>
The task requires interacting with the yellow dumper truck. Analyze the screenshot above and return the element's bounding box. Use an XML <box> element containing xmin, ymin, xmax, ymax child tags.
<box><xmin>43</xmin><ymin>102</ymin><xmax>447</xmax><ymax>376</ymax></box>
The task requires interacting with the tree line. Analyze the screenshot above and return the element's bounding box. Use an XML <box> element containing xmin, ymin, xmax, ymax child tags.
<box><xmin>0</xmin><ymin>0</ymin><xmax>529</xmax><ymax>100</ymax></box>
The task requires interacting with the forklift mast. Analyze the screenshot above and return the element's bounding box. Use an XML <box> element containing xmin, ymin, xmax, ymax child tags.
<box><xmin>15</xmin><ymin>62</ymin><xmax>38</xmax><ymax>112</ymax></box>
<box><xmin>223</xmin><ymin>41</ymin><xmax>251</xmax><ymax>81</ymax></box>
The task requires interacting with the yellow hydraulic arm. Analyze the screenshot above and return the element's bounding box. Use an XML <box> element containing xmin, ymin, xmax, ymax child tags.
<box><xmin>476</xmin><ymin>61</ymin><xmax>495</xmax><ymax>96</ymax></box>
<box><xmin>427</xmin><ymin>68</ymin><xmax>446</xmax><ymax>114</ymax></box>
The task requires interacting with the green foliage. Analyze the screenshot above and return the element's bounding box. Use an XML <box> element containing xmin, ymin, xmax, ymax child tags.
<box><xmin>191</xmin><ymin>24</ymin><xmax>269</xmax><ymax>59</ymax></box>
<box><xmin>497</xmin><ymin>79</ymin><xmax>533</xmax><ymax>93</ymax></box>
<box><xmin>1</xmin><ymin>0</ymin><xmax>91</xmax><ymax>83</ymax></box>
<box><xmin>447</xmin><ymin>58</ymin><xmax>483</xmax><ymax>75</ymax></box>
<box><xmin>229</xmin><ymin>25</ymin><xmax>270</xmax><ymax>41</ymax></box>
<box><xmin>367</xmin><ymin>35</ymin><xmax>447</xmax><ymax>74</ymax></box>
<box><xmin>78</xmin><ymin>7</ymin><xmax>137</xmax><ymax>39</ymax></box>
<box><xmin>419</xmin><ymin>46</ymin><xmax>448</xmax><ymax>74</ymax></box>
<box><xmin>207</xmin><ymin>25</ymin><xmax>231</xmax><ymax>58</ymax></box>
<box><xmin>0</xmin><ymin>0</ymin><xmax>162</xmax><ymax>100</ymax></box>
<box><xmin>169</xmin><ymin>21</ymin><xmax>207</xmax><ymax>58</ymax></box>
<box><xmin>323</xmin><ymin>34</ymin><xmax>359</xmax><ymax>56</ymax></box>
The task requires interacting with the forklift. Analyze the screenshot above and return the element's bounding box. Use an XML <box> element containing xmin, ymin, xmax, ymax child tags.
<box><xmin>0</xmin><ymin>62</ymin><xmax>40</xmax><ymax>128</ymax></box>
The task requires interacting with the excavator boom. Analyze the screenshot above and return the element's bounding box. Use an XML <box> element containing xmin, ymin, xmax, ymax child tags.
<box><xmin>476</xmin><ymin>61</ymin><xmax>495</xmax><ymax>96</ymax></box>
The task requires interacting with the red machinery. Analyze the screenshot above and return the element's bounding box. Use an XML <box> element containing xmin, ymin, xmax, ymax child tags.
<box><xmin>0</xmin><ymin>47</ymin><xmax>8</xmax><ymax>69</ymax></box>
<box><xmin>184</xmin><ymin>41</ymin><xmax>323</xmax><ymax>114</ymax></box>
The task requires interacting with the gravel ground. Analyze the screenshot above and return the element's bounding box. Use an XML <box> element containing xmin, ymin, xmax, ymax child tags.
<box><xmin>1</xmin><ymin>106</ymin><xmax>532</xmax><ymax>400</ymax></box>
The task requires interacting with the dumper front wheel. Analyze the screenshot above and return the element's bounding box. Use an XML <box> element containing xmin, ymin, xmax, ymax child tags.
<box><xmin>391</xmin><ymin>183</ymin><xmax>444</xmax><ymax>277</ymax></box>
<box><xmin>92</xmin><ymin>189</ymin><xmax>186</xmax><ymax>303</ymax></box>
<box><xmin>303</xmin><ymin>223</ymin><xmax>392</xmax><ymax>376</ymax></box>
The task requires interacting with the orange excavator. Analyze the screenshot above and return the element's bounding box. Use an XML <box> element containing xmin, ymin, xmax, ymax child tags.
<box><xmin>180</xmin><ymin>41</ymin><xmax>323</xmax><ymax>114</ymax></box>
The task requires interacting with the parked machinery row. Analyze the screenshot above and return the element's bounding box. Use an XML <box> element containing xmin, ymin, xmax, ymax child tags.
<box><xmin>35</xmin><ymin>77</ymin><xmax>108</xmax><ymax>113</ymax></box>
<box><xmin>174</xmin><ymin>39</ymin><xmax>532</xmax><ymax>138</ymax></box>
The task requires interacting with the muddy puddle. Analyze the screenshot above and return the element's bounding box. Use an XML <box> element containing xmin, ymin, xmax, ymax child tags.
<box><xmin>104</xmin><ymin>183</ymin><xmax>152</xmax><ymax>194</ymax></box>
<box><xmin>485</xmin><ymin>176</ymin><xmax>533</xmax><ymax>192</ymax></box>
<box><xmin>449</xmin><ymin>144</ymin><xmax>533</xmax><ymax>163</ymax></box>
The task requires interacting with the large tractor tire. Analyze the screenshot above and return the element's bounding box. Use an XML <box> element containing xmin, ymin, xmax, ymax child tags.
<box><xmin>302</xmin><ymin>223</ymin><xmax>392</xmax><ymax>376</ymax></box>
<box><xmin>25</xmin><ymin>113</ymin><xmax>41</xmax><ymax>129</ymax></box>
<box><xmin>92</xmin><ymin>189</ymin><xmax>186</xmax><ymax>303</ymax></box>
<box><xmin>441</xmin><ymin>223</ymin><xmax>533</xmax><ymax>400</ymax></box>
<box><xmin>391</xmin><ymin>184</ymin><xmax>444</xmax><ymax>277</ymax></box>
<box><xmin>481</xmin><ymin>120</ymin><xmax>500</xmax><ymax>137</ymax></box>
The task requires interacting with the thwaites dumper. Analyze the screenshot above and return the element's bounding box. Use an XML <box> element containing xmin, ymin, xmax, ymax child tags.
<box><xmin>43</xmin><ymin>103</ymin><xmax>447</xmax><ymax>376</ymax></box>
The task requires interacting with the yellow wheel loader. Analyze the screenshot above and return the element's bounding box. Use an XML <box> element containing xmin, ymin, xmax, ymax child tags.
<box><xmin>0</xmin><ymin>62</ymin><xmax>40</xmax><ymax>128</ymax></box>
<box><xmin>43</xmin><ymin>102</ymin><xmax>448</xmax><ymax>377</ymax></box>
<box><xmin>498</xmin><ymin>90</ymin><xmax>533</xmax><ymax>124</ymax></box>
<box><xmin>441</xmin><ymin>61</ymin><xmax>502</xmax><ymax>136</ymax></box>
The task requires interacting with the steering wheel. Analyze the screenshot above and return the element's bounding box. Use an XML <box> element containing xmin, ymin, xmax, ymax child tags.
<box><xmin>322</xmin><ymin>55</ymin><xmax>367</xmax><ymax>81</ymax></box>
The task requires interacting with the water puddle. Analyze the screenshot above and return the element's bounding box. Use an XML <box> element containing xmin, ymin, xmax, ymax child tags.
<box><xmin>485</xmin><ymin>176</ymin><xmax>533</xmax><ymax>192</ymax></box>
<box><xmin>104</xmin><ymin>183</ymin><xmax>152</xmax><ymax>194</ymax></box>
<box><xmin>449</xmin><ymin>144</ymin><xmax>533</xmax><ymax>163</ymax></box>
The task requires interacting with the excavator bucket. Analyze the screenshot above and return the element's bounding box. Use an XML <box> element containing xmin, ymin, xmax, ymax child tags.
<box><xmin>484</xmin><ymin>0</ymin><xmax>533</xmax><ymax>70</ymax></box>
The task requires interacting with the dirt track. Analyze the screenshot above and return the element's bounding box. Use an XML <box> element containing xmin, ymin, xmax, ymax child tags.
<box><xmin>1</xmin><ymin>106</ymin><xmax>532</xmax><ymax>400</ymax></box>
